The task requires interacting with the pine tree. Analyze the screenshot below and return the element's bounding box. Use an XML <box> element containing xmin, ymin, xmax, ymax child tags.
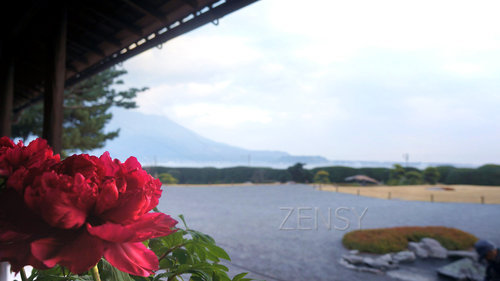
<box><xmin>12</xmin><ymin>67</ymin><xmax>146</xmax><ymax>155</ymax></box>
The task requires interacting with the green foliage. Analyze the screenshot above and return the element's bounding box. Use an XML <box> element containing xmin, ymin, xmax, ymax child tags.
<box><xmin>342</xmin><ymin>226</ymin><xmax>478</xmax><ymax>254</ymax></box>
<box><xmin>313</xmin><ymin>170</ymin><xmax>330</xmax><ymax>184</ymax></box>
<box><xmin>145</xmin><ymin>215</ymin><xmax>252</xmax><ymax>281</ymax></box>
<box><xmin>158</xmin><ymin>173</ymin><xmax>178</xmax><ymax>184</ymax></box>
<box><xmin>390</xmin><ymin>164</ymin><xmax>406</xmax><ymax>181</ymax></box>
<box><xmin>148</xmin><ymin>164</ymin><xmax>500</xmax><ymax>186</ymax></box>
<box><xmin>147</xmin><ymin>166</ymin><xmax>291</xmax><ymax>184</ymax></box>
<box><xmin>404</xmin><ymin>171</ymin><xmax>423</xmax><ymax>185</ymax></box>
<box><xmin>423</xmin><ymin>167</ymin><xmax>440</xmax><ymax>184</ymax></box>
<box><xmin>286</xmin><ymin>163</ymin><xmax>312</xmax><ymax>183</ymax></box>
<box><xmin>12</xmin><ymin>67</ymin><xmax>146</xmax><ymax>155</ymax></box>
<box><xmin>26</xmin><ymin>215</ymin><xmax>253</xmax><ymax>281</ymax></box>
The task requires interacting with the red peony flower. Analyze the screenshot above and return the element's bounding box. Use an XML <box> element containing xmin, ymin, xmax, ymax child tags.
<box><xmin>0</xmin><ymin>138</ymin><xmax>177</xmax><ymax>276</ymax></box>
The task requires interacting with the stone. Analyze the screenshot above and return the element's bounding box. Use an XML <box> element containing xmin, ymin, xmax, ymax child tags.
<box><xmin>387</xmin><ymin>269</ymin><xmax>433</xmax><ymax>281</ymax></box>
<box><xmin>377</xmin><ymin>253</ymin><xmax>393</xmax><ymax>263</ymax></box>
<box><xmin>341</xmin><ymin>254</ymin><xmax>364</xmax><ymax>265</ymax></box>
<box><xmin>338</xmin><ymin>258</ymin><xmax>383</xmax><ymax>274</ymax></box>
<box><xmin>408</xmin><ymin>242</ymin><xmax>428</xmax><ymax>258</ymax></box>
<box><xmin>362</xmin><ymin>256</ymin><xmax>398</xmax><ymax>270</ymax></box>
<box><xmin>420</xmin><ymin>238</ymin><xmax>448</xmax><ymax>259</ymax></box>
<box><xmin>437</xmin><ymin>258</ymin><xmax>485</xmax><ymax>281</ymax></box>
<box><xmin>338</xmin><ymin>258</ymin><xmax>357</xmax><ymax>270</ymax></box>
<box><xmin>447</xmin><ymin>250</ymin><xmax>478</xmax><ymax>261</ymax></box>
<box><xmin>393</xmin><ymin>251</ymin><xmax>416</xmax><ymax>263</ymax></box>
<box><xmin>357</xmin><ymin>266</ymin><xmax>384</xmax><ymax>274</ymax></box>
<box><xmin>349</xmin><ymin>249</ymin><xmax>359</xmax><ymax>255</ymax></box>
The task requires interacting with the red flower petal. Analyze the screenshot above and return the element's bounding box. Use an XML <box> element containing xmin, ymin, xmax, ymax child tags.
<box><xmin>126</xmin><ymin>213</ymin><xmax>178</xmax><ymax>242</ymax></box>
<box><xmin>31</xmin><ymin>231</ymin><xmax>104</xmax><ymax>274</ymax></box>
<box><xmin>24</xmin><ymin>173</ymin><xmax>90</xmax><ymax>229</ymax></box>
<box><xmin>95</xmin><ymin>179</ymin><xmax>119</xmax><ymax>215</ymax></box>
<box><xmin>0</xmin><ymin>242</ymin><xmax>48</xmax><ymax>272</ymax></box>
<box><xmin>86</xmin><ymin>223</ymin><xmax>136</xmax><ymax>243</ymax></box>
<box><xmin>104</xmin><ymin>242</ymin><xmax>158</xmax><ymax>277</ymax></box>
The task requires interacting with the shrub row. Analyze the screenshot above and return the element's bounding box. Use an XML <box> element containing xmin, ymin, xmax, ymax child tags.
<box><xmin>342</xmin><ymin>226</ymin><xmax>478</xmax><ymax>254</ymax></box>
<box><xmin>146</xmin><ymin>164</ymin><xmax>500</xmax><ymax>185</ymax></box>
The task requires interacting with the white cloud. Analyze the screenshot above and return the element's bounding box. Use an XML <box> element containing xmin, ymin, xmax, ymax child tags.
<box><xmin>112</xmin><ymin>0</ymin><xmax>500</xmax><ymax>164</ymax></box>
<box><xmin>171</xmin><ymin>103</ymin><xmax>272</xmax><ymax>129</ymax></box>
<box><xmin>124</xmin><ymin>34</ymin><xmax>262</xmax><ymax>82</ymax></box>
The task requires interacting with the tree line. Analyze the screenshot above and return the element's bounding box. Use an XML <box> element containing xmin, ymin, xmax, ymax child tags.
<box><xmin>148</xmin><ymin>163</ymin><xmax>500</xmax><ymax>186</ymax></box>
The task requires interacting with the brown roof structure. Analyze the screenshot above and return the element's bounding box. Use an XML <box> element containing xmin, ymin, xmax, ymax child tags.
<box><xmin>0</xmin><ymin>0</ymin><xmax>258</xmax><ymax>152</ymax></box>
<box><xmin>345</xmin><ymin>175</ymin><xmax>380</xmax><ymax>184</ymax></box>
<box><xmin>3</xmin><ymin>0</ymin><xmax>258</xmax><ymax>111</ymax></box>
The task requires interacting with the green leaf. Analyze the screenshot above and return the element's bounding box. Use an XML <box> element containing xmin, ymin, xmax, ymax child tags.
<box><xmin>205</xmin><ymin>244</ymin><xmax>230</xmax><ymax>261</ymax></box>
<box><xmin>231</xmin><ymin>273</ymin><xmax>249</xmax><ymax>281</ymax></box>
<box><xmin>100</xmin><ymin>259</ymin><xmax>134</xmax><ymax>281</ymax></box>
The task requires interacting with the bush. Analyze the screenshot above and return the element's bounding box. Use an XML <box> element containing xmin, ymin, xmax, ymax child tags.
<box><xmin>423</xmin><ymin>167</ymin><xmax>440</xmax><ymax>184</ymax></box>
<box><xmin>314</xmin><ymin>170</ymin><xmax>331</xmax><ymax>184</ymax></box>
<box><xmin>342</xmin><ymin>226</ymin><xmax>478</xmax><ymax>254</ymax></box>
<box><xmin>158</xmin><ymin>172</ymin><xmax>178</xmax><ymax>184</ymax></box>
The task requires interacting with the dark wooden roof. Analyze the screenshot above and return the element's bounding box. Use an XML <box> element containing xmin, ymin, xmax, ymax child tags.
<box><xmin>2</xmin><ymin>0</ymin><xmax>258</xmax><ymax>112</ymax></box>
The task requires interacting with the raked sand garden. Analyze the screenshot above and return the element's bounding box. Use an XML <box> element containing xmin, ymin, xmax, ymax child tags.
<box><xmin>160</xmin><ymin>184</ymin><xmax>500</xmax><ymax>280</ymax></box>
<box><xmin>314</xmin><ymin>184</ymin><xmax>500</xmax><ymax>204</ymax></box>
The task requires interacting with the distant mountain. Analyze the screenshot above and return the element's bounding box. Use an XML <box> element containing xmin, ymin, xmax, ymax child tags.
<box><xmin>92</xmin><ymin>109</ymin><xmax>329</xmax><ymax>166</ymax></box>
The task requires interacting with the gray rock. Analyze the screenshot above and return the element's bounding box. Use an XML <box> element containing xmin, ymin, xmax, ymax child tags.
<box><xmin>339</xmin><ymin>258</ymin><xmax>384</xmax><ymax>274</ymax></box>
<box><xmin>339</xmin><ymin>258</ymin><xmax>357</xmax><ymax>270</ymax></box>
<box><xmin>387</xmin><ymin>269</ymin><xmax>433</xmax><ymax>281</ymax></box>
<box><xmin>341</xmin><ymin>254</ymin><xmax>364</xmax><ymax>265</ymax></box>
<box><xmin>437</xmin><ymin>258</ymin><xmax>485</xmax><ymax>281</ymax></box>
<box><xmin>362</xmin><ymin>256</ymin><xmax>398</xmax><ymax>270</ymax></box>
<box><xmin>378</xmin><ymin>253</ymin><xmax>393</xmax><ymax>263</ymax></box>
<box><xmin>393</xmin><ymin>251</ymin><xmax>416</xmax><ymax>263</ymax></box>
<box><xmin>408</xmin><ymin>242</ymin><xmax>428</xmax><ymax>258</ymax></box>
<box><xmin>421</xmin><ymin>238</ymin><xmax>448</xmax><ymax>259</ymax></box>
<box><xmin>447</xmin><ymin>250</ymin><xmax>478</xmax><ymax>261</ymax></box>
<box><xmin>349</xmin><ymin>249</ymin><xmax>359</xmax><ymax>255</ymax></box>
<box><xmin>358</xmin><ymin>266</ymin><xmax>384</xmax><ymax>274</ymax></box>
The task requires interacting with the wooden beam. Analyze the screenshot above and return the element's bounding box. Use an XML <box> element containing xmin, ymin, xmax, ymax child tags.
<box><xmin>182</xmin><ymin>0</ymin><xmax>199</xmax><ymax>9</ymax></box>
<box><xmin>85</xmin><ymin>5</ymin><xmax>143</xmax><ymax>37</ymax></box>
<box><xmin>70</xmin><ymin>22</ymin><xmax>122</xmax><ymax>47</ymax></box>
<box><xmin>0</xmin><ymin>46</ymin><xmax>14</xmax><ymax>137</ymax></box>
<box><xmin>67</xmin><ymin>51</ymin><xmax>88</xmax><ymax>64</ymax></box>
<box><xmin>121</xmin><ymin>0</ymin><xmax>168</xmax><ymax>24</ymax></box>
<box><xmin>43</xmin><ymin>3</ymin><xmax>67</xmax><ymax>154</ymax></box>
<box><xmin>69</xmin><ymin>40</ymin><xmax>106</xmax><ymax>57</ymax></box>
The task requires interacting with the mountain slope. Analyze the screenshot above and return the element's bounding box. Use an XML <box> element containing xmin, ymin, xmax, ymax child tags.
<box><xmin>92</xmin><ymin>109</ymin><xmax>328</xmax><ymax>166</ymax></box>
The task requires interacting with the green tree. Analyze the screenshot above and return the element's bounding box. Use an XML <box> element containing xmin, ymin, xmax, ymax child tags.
<box><xmin>12</xmin><ymin>67</ymin><xmax>146</xmax><ymax>155</ymax></box>
<box><xmin>390</xmin><ymin>164</ymin><xmax>406</xmax><ymax>180</ymax></box>
<box><xmin>158</xmin><ymin>172</ymin><xmax>178</xmax><ymax>184</ymax></box>
<box><xmin>314</xmin><ymin>170</ymin><xmax>331</xmax><ymax>184</ymax></box>
<box><xmin>405</xmin><ymin>171</ymin><xmax>423</xmax><ymax>185</ymax></box>
<box><xmin>423</xmin><ymin>167</ymin><xmax>440</xmax><ymax>184</ymax></box>
<box><xmin>287</xmin><ymin>163</ymin><xmax>311</xmax><ymax>183</ymax></box>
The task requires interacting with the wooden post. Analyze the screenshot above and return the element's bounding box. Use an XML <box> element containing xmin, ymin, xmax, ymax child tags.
<box><xmin>481</xmin><ymin>196</ymin><xmax>485</xmax><ymax>204</ymax></box>
<box><xmin>430</xmin><ymin>194</ymin><xmax>434</xmax><ymax>203</ymax></box>
<box><xmin>0</xmin><ymin>46</ymin><xmax>14</xmax><ymax>137</ymax></box>
<box><xmin>388</xmin><ymin>191</ymin><xmax>391</xmax><ymax>200</ymax></box>
<box><xmin>43</xmin><ymin>3</ymin><xmax>67</xmax><ymax>154</ymax></box>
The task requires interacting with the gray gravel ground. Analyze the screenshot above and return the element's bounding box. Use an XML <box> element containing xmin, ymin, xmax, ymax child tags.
<box><xmin>158</xmin><ymin>184</ymin><xmax>500</xmax><ymax>281</ymax></box>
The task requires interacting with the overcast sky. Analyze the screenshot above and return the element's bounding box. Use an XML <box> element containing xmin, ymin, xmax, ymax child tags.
<box><xmin>115</xmin><ymin>0</ymin><xmax>500</xmax><ymax>165</ymax></box>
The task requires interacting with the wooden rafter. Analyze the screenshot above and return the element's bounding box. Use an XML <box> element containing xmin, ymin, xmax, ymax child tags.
<box><xmin>69</xmin><ymin>40</ymin><xmax>106</xmax><ymax>57</ymax></box>
<box><xmin>182</xmin><ymin>0</ymin><xmax>199</xmax><ymax>9</ymax></box>
<box><xmin>85</xmin><ymin>5</ymin><xmax>143</xmax><ymax>37</ymax></box>
<box><xmin>69</xmin><ymin>22</ymin><xmax>122</xmax><ymax>47</ymax></box>
<box><xmin>120</xmin><ymin>0</ymin><xmax>168</xmax><ymax>24</ymax></box>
